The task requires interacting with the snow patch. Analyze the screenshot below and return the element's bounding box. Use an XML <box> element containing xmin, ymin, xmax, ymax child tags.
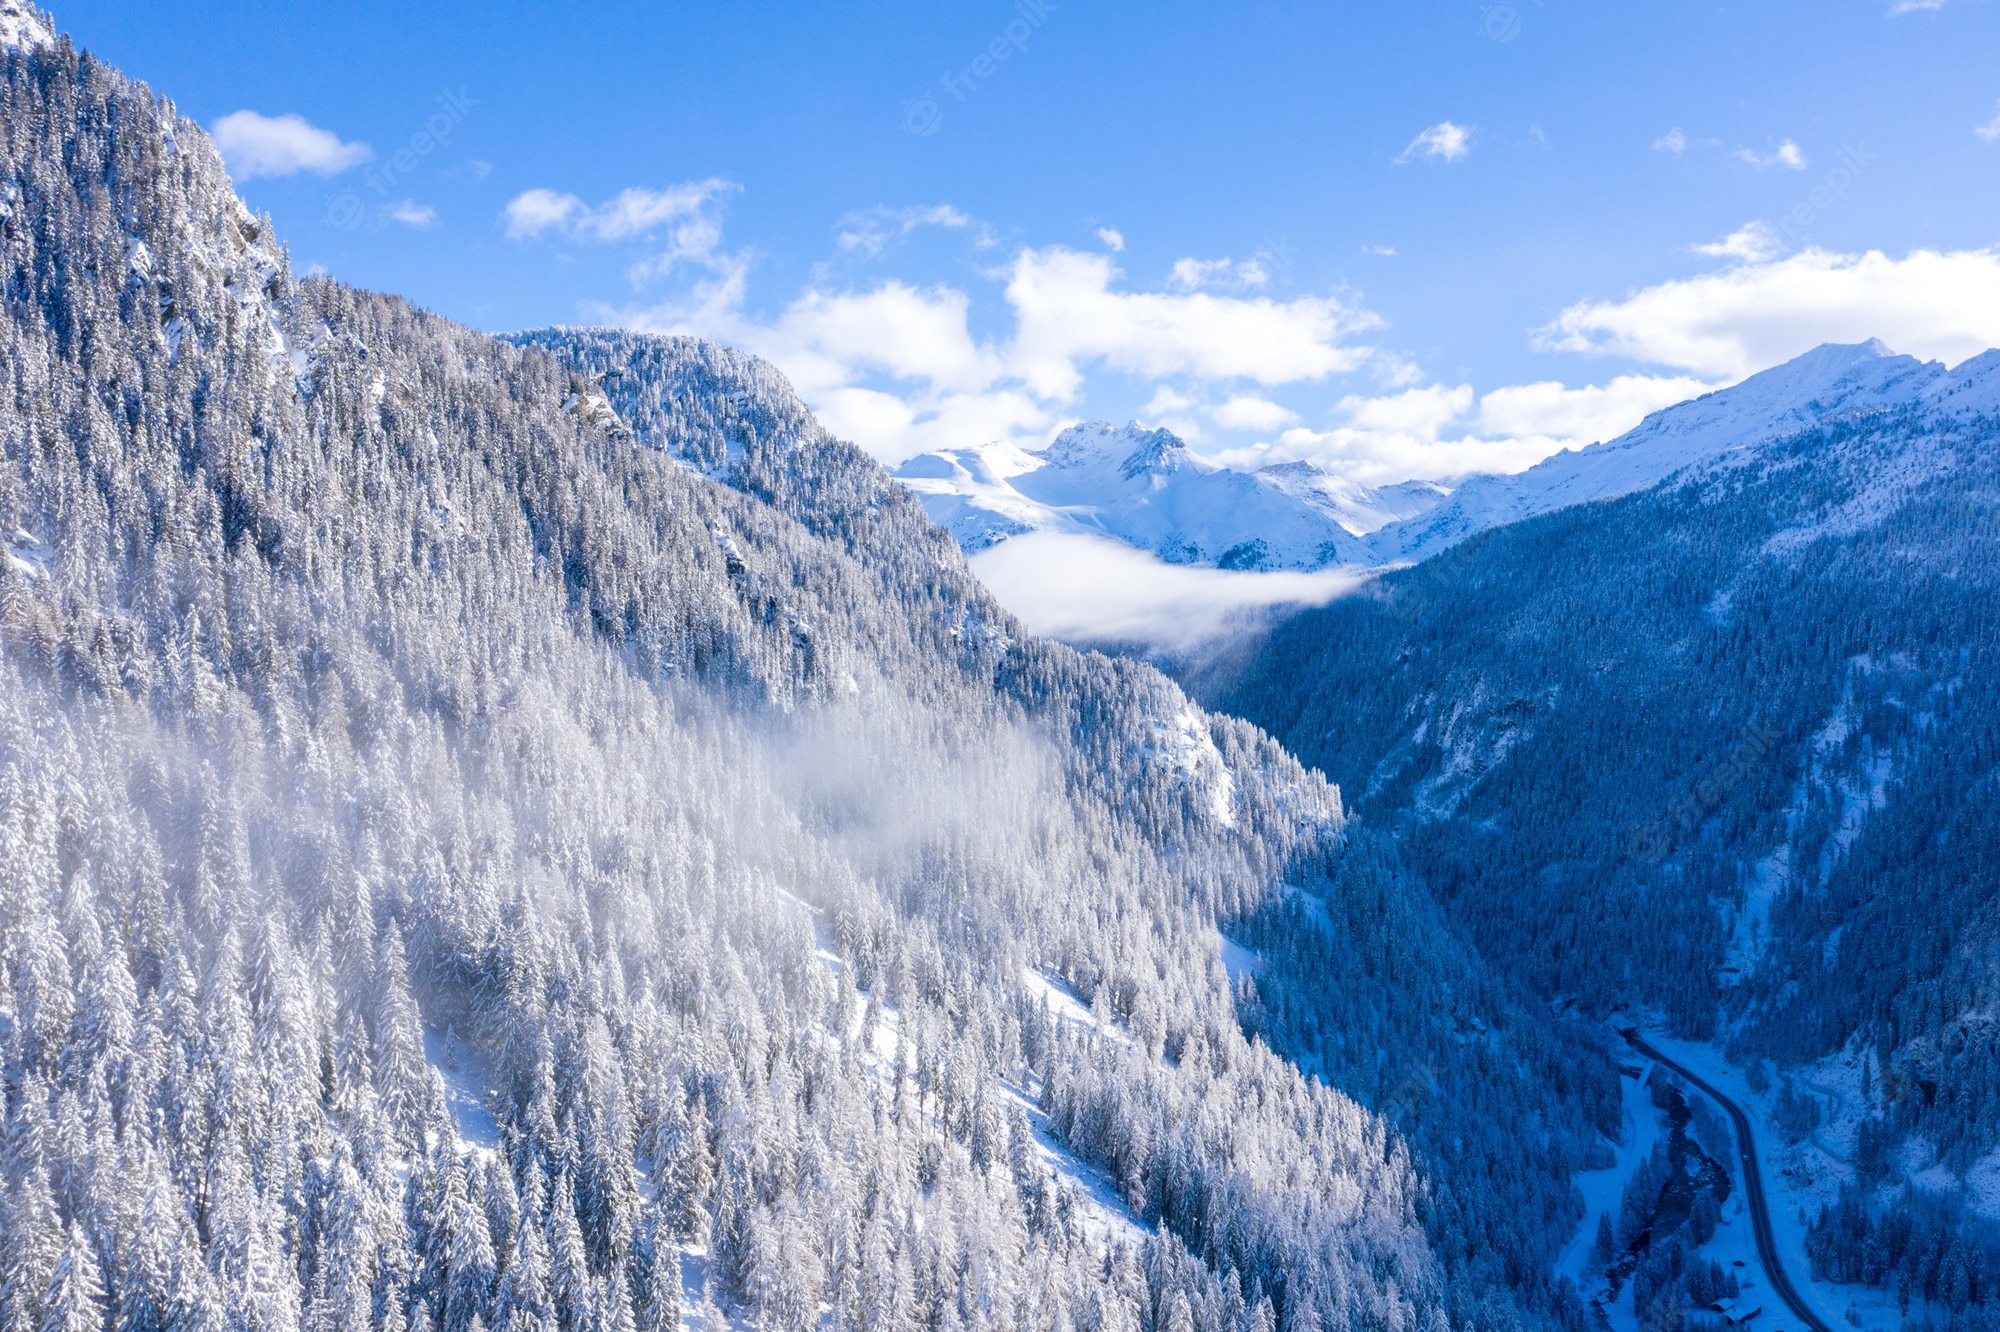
<box><xmin>5</xmin><ymin>527</ymin><xmax>49</xmax><ymax>579</ymax></box>
<box><xmin>423</xmin><ymin>1026</ymin><xmax>500</xmax><ymax>1150</ymax></box>
<box><xmin>1020</xmin><ymin>966</ymin><xmax>1102</xmax><ymax>1035</ymax></box>
<box><xmin>1218</xmin><ymin>934</ymin><xmax>1263</xmax><ymax>983</ymax></box>
<box><xmin>1963</xmin><ymin>1149</ymin><xmax>2000</xmax><ymax>1222</ymax></box>
<box><xmin>1725</xmin><ymin>658</ymin><xmax>1895</xmax><ymax>979</ymax></box>
<box><xmin>1148</xmin><ymin>708</ymin><xmax>1237</xmax><ymax>826</ymax></box>
<box><xmin>0</xmin><ymin>1</ymin><xmax>54</xmax><ymax>50</ymax></box>
<box><xmin>1556</xmin><ymin>1057</ymin><xmax>1667</xmax><ymax>1332</ymax></box>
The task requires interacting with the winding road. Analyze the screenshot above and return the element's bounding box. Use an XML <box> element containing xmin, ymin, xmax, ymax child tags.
<box><xmin>1620</xmin><ymin>1030</ymin><xmax>1832</xmax><ymax>1332</ymax></box>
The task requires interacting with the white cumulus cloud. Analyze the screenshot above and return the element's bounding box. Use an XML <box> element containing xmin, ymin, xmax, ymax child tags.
<box><xmin>1474</xmin><ymin>375</ymin><xmax>1714</xmax><ymax>443</ymax></box>
<box><xmin>1005</xmin><ymin>247</ymin><xmax>1378</xmax><ymax>401</ymax></box>
<box><xmin>1536</xmin><ymin>245</ymin><xmax>2000</xmax><ymax>378</ymax></box>
<box><xmin>1693</xmin><ymin>222</ymin><xmax>1784</xmax><ymax>264</ymax></box>
<box><xmin>389</xmin><ymin>200</ymin><xmax>438</xmax><ymax>229</ymax></box>
<box><xmin>607</xmin><ymin>235</ymin><xmax>1384</xmax><ymax>464</ymax></box>
<box><xmin>210</xmin><ymin>111</ymin><xmax>371</xmax><ymax>180</ymax></box>
<box><xmin>1211</xmin><ymin>395</ymin><xmax>1299</xmax><ymax>432</ymax></box>
<box><xmin>1208</xmin><ymin>374</ymin><xmax>1715</xmax><ymax>485</ymax></box>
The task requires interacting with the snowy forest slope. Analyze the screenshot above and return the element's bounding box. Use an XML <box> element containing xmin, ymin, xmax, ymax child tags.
<box><xmin>0</xmin><ymin>19</ymin><xmax>1610</xmax><ymax>1332</ymax></box>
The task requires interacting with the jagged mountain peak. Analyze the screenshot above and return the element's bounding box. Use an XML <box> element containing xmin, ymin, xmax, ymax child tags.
<box><xmin>1038</xmin><ymin>419</ymin><xmax>1206</xmax><ymax>476</ymax></box>
<box><xmin>895</xmin><ymin>421</ymin><xmax>1430</xmax><ymax>569</ymax></box>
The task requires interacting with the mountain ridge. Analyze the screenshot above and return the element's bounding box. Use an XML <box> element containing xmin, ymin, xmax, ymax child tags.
<box><xmin>894</xmin><ymin>340</ymin><xmax>2000</xmax><ymax>583</ymax></box>
<box><xmin>895</xmin><ymin>420</ymin><xmax>1447</xmax><ymax>571</ymax></box>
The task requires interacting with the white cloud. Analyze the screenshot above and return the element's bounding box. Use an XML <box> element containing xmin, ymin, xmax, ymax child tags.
<box><xmin>970</xmin><ymin>531</ymin><xmax>1365</xmax><ymax>652</ymax></box>
<box><xmin>507</xmin><ymin>180</ymin><xmax>740</xmax><ymax>292</ymax></box>
<box><xmin>1140</xmin><ymin>386</ymin><xmax>1205</xmax><ymax>440</ymax></box>
<box><xmin>1211</xmin><ymin>395</ymin><xmax>1299</xmax><ymax>432</ymax></box>
<box><xmin>806</xmin><ymin>384</ymin><xmax>1053</xmax><ymax>463</ymax></box>
<box><xmin>1693</xmin><ymin>221</ymin><xmax>1784</xmax><ymax>264</ymax></box>
<box><xmin>1339</xmin><ymin>383</ymin><xmax>1476</xmax><ymax>439</ymax></box>
<box><xmin>1536</xmin><ymin>245</ymin><xmax>2000</xmax><ymax>378</ymax></box>
<box><xmin>1474</xmin><ymin>375</ymin><xmax>1713</xmax><ymax>442</ymax></box>
<box><xmin>501</xmin><ymin>188</ymin><xmax>583</xmax><ymax>239</ymax></box>
<box><xmin>741</xmin><ymin>283</ymin><xmax>1003</xmax><ymax>396</ymax></box>
<box><xmin>1397</xmin><ymin>121</ymin><xmax>1474</xmax><ymax>164</ymax></box>
<box><xmin>1207</xmin><ymin>374</ymin><xmax>1714</xmax><ymax>485</ymax></box>
<box><xmin>1005</xmin><ymin>247</ymin><xmax>1378</xmax><ymax>400</ymax></box>
<box><xmin>1733</xmin><ymin>140</ymin><xmax>1808</xmax><ymax>170</ymax></box>
<box><xmin>592</xmin><ymin>184</ymin><xmax>733</xmax><ymax>242</ymax></box>
<box><xmin>625</xmin><ymin>216</ymin><xmax>732</xmax><ymax>286</ymax></box>
<box><xmin>1168</xmin><ymin>256</ymin><xmax>1271</xmax><ymax>292</ymax></box>
<box><xmin>1978</xmin><ymin>102</ymin><xmax>2000</xmax><ymax>142</ymax></box>
<box><xmin>622</xmin><ymin>277</ymin><xmax>1039</xmax><ymax>463</ymax></box>
<box><xmin>1888</xmin><ymin>0</ymin><xmax>1947</xmax><ymax>12</ymax></box>
<box><xmin>210</xmin><ymin>110</ymin><xmax>371</xmax><ymax>180</ymax></box>
<box><xmin>503</xmin><ymin>180</ymin><xmax>734</xmax><ymax>243</ymax></box>
<box><xmin>1363</xmin><ymin>245</ymin><xmax>1398</xmax><ymax>258</ymax></box>
<box><xmin>576</xmin><ymin>204</ymin><xmax>1775</xmax><ymax>509</ymax></box>
<box><xmin>1654</xmin><ymin>128</ymin><xmax>1689</xmax><ymax>156</ymax></box>
<box><xmin>389</xmin><ymin>200</ymin><xmax>438</xmax><ymax>229</ymax></box>
<box><xmin>610</xmin><ymin>232</ymin><xmax>1383</xmax><ymax>464</ymax></box>
<box><xmin>1096</xmin><ymin>228</ymin><xmax>1126</xmax><ymax>252</ymax></box>
<box><xmin>835</xmin><ymin>204</ymin><xmax>973</xmax><ymax>256</ymax></box>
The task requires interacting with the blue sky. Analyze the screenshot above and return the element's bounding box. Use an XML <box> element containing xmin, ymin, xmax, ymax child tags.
<box><xmin>57</xmin><ymin>0</ymin><xmax>2000</xmax><ymax>480</ymax></box>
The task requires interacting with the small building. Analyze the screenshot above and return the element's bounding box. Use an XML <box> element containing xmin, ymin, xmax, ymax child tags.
<box><xmin>1710</xmin><ymin>1300</ymin><xmax>1764</xmax><ymax>1325</ymax></box>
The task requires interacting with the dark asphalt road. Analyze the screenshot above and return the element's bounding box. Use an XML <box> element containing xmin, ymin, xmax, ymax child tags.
<box><xmin>1620</xmin><ymin>1029</ymin><xmax>1833</xmax><ymax>1332</ymax></box>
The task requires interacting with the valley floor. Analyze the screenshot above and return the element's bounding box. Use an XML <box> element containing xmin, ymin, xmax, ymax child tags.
<box><xmin>1573</xmin><ymin>1023</ymin><xmax>1920</xmax><ymax>1332</ymax></box>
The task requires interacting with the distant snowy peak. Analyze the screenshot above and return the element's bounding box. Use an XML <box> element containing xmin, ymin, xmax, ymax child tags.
<box><xmin>1040</xmin><ymin>420</ymin><xmax>1199</xmax><ymax>476</ymax></box>
<box><xmin>0</xmin><ymin>0</ymin><xmax>54</xmax><ymax>50</ymax></box>
<box><xmin>894</xmin><ymin>421</ymin><xmax>1442</xmax><ymax>570</ymax></box>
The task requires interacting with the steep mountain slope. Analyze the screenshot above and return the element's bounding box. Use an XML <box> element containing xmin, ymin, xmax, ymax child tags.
<box><xmin>0</xmin><ymin>20</ymin><xmax>1612</xmax><ymax>1332</ymax></box>
<box><xmin>1195</xmin><ymin>388</ymin><xmax>2000</xmax><ymax>1321</ymax></box>
<box><xmin>893</xmin><ymin>422</ymin><xmax>1447</xmax><ymax>571</ymax></box>
<box><xmin>521</xmin><ymin>328</ymin><xmax>1629</xmax><ymax>1327</ymax></box>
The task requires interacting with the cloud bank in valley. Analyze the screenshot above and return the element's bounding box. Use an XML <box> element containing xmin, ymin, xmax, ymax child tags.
<box><xmin>970</xmin><ymin>531</ymin><xmax>1368</xmax><ymax>652</ymax></box>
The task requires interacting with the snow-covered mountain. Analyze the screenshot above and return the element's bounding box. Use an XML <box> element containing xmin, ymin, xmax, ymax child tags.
<box><xmin>0</xmin><ymin>17</ymin><xmax>1615</xmax><ymax>1332</ymax></box>
<box><xmin>899</xmin><ymin>342</ymin><xmax>2000</xmax><ymax>577</ymax></box>
<box><xmin>1367</xmin><ymin>339</ymin><xmax>2000</xmax><ymax>563</ymax></box>
<box><xmin>894</xmin><ymin>421</ymin><xmax>1447</xmax><ymax>570</ymax></box>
